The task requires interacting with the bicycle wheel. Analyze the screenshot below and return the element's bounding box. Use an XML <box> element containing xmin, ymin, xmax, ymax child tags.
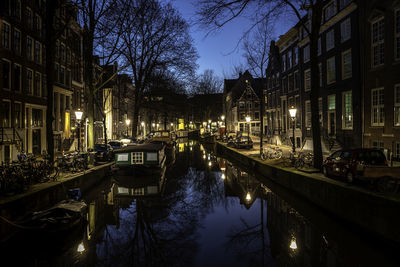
<box><xmin>295</xmin><ymin>159</ymin><xmax>304</xmax><ymax>169</ymax></box>
<box><xmin>276</xmin><ymin>150</ymin><xmax>283</xmax><ymax>159</ymax></box>
<box><xmin>261</xmin><ymin>152</ymin><xmax>267</xmax><ymax>160</ymax></box>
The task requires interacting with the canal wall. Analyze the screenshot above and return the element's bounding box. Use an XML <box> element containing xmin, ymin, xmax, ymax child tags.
<box><xmin>0</xmin><ymin>163</ymin><xmax>113</xmax><ymax>242</ymax></box>
<box><xmin>216</xmin><ymin>142</ymin><xmax>400</xmax><ymax>245</ymax></box>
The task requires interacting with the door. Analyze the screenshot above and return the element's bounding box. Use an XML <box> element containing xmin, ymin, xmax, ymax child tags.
<box><xmin>328</xmin><ymin>111</ymin><xmax>336</xmax><ymax>136</ymax></box>
<box><xmin>32</xmin><ymin>129</ymin><xmax>41</xmax><ymax>155</ymax></box>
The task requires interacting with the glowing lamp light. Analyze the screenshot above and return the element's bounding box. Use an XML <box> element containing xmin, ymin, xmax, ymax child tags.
<box><xmin>152</xmin><ymin>123</ymin><xmax>155</xmax><ymax>127</ymax></box>
<box><xmin>245</xmin><ymin>116</ymin><xmax>251</xmax><ymax>123</ymax></box>
<box><xmin>221</xmin><ymin>115</ymin><xmax>225</xmax><ymax>121</ymax></box>
<box><xmin>290</xmin><ymin>239</ymin><xmax>297</xmax><ymax>250</ymax></box>
<box><xmin>221</xmin><ymin>173</ymin><xmax>225</xmax><ymax>180</ymax></box>
<box><xmin>141</xmin><ymin>121</ymin><xmax>144</xmax><ymax>126</ymax></box>
<box><xmin>125</xmin><ymin>119</ymin><xmax>131</xmax><ymax>126</ymax></box>
<box><xmin>289</xmin><ymin>106</ymin><xmax>297</xmax><ymax>118</ymax></box>
<box><xmin>245</xmin><ymin>192</ymin><xmax>252</xmax><ymax>201</ymax></box>
<box><xmin>75</xmin><ymin>109</ymin><xmax>83</xmax><ymax>120</ymax></box>
<box><xmin>77</xmin><ymin>242</ymin><xmax>85</xmax><ymax>253</ymax></box>
<box><xmin>208</xmin><ymin>161</ymin><xmax>212</xmax><ymax>167</ymax></box>
<box><xmin>203</xmin><ymin>154</ymin><xmax>206</xmax><ymax>159</ymax></box>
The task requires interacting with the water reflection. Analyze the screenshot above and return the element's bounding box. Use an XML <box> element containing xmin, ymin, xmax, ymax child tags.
<box><xmin>1</xmin><ymin>141</ymin><xmax>399</xmax><ymax>267</ymax></box>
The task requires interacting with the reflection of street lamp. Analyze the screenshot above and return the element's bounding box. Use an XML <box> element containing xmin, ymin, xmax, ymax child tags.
<box><xmin>208</xmin><ymin>119</ymin><xmax>211</xmax><ymax>133</ymax></box>
<box><xmin>289</xmin><ymin>106</ymin><xmax>297</xmax><ymax>153</ymax></box>
<box><xmin>245</xmin><ymin>115</ymin><xmax>251</xmax><ymax>144</ymax></box>
<box><xmin>170</xmin><ymin>122</ymin><xmax>173</xmax><ymax>131</ymax></box>
<box><xmin>290</xmin><ymin>238</ymin><xmax>297</xmax><ymax>250</ymax></box>
<box><xmin>141</xmin><ymin>121</ymin><xmax>145</xmax><ymax>138</ymax></box>
<box><xmin>75</xmin><ymin>109</ymin><xmax>83</xmax><ymax>151</ymax></box>
<box><xmin>125</xmin><ymin>118</ymin><xmax>131</xmax><ymax>136</ymax></box>
<box><xmin>156</xmin><ymin>123</ymin><xmax>159</xmax><ymax>130</ymax></box>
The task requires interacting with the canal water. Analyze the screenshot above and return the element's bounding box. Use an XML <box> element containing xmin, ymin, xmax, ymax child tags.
<box><xmin>1</xmin><ymin>141</ymin><xmax>399</xmax><ymax>267</ymax></box>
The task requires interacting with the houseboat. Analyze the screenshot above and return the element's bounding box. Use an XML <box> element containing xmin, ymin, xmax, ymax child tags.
<box><xmin>114</xmin><ymin>142</ymin><xmax>166</xmax><ymax>174</ymax></box>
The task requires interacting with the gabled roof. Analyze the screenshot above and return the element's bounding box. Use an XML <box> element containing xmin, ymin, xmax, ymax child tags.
<box><xmin>223</xmin><ymin>70</ymin><xmax>264</xmax><ymax>103</ymax></box>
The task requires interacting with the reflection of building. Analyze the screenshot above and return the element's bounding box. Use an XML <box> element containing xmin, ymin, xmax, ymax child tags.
<box><xmin>224</xmin><ymin>161</ymin><xmax>260</xmax><ymax>209</ymax></box>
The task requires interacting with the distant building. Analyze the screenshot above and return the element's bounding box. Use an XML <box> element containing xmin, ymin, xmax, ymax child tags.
<box><xmin>223</xmin><ymin>71</ymin><xmax>263</xmax><ymax>136</ymax></box>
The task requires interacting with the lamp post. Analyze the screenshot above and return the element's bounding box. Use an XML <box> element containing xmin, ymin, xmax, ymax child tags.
<box><xmin>221</xmin><ymin>115</ymin><xmax>225</xmax><ymax>137</ymax></box>
<box><xmin>125</xmin><ymin>118</ymin><xmax>131</xmax><ymax>137</ymax></box>
<box><xmin>75</xmin><ymin>109</ymin><xmax>83</xmax><ymax>151</ymax></box>
<box><xmin>170</xmin><ymin>122</ymin><xmax>174</xmax><ymax>131</ymax></box>
<box><xmin>289</xmin><ymin>106</ymin><xmax>297</xmax><ymax>153</ymax></box>
<box><xmin>245</xmin><ymin>115</ymin><xmax>251</xmax><ymax>144</ymax></box>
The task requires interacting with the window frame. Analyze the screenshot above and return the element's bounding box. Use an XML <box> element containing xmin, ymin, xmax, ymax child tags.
<box><xmin>26</xmin><ymin>36</ymin><xmax>33</xmax><ymax>61</ymax></box>
<box><xmin>303</xmin><ymin>44</ymin><xmax>310</xmax><ymax>63</ymax></box>
<box><xmin>304</xmin><ymin>69</ymin><xmax>311</xmax><ymax>91</ymax></box>
<box><xmin>2</xmin><ymin>99</ymin><xmax>11</xmax><ymax>128</ymax></box>
<box><xmin>34</xmin><ymin>40</ymin><xmax>41</xmax><ymax>64</ymax></box>
<box><xmin>305</xmin><ymin>100</ymin><xmax>311</xmax><ymax>128</ymax></box>
<box><xmin>26</xmin><ymin>68</ymin><xmax>33</xmax><ymax>95</ymax></box>
<box><xmin>371</xmin><ymin>17</ymin><xmax>385</xmax><ymax>67</ymax></box>
<box><xmin>342</xmin><ymin>91</ymin><xmax>353</xmax><ymax>129</ymax></box>
<box><xmin>13</xmin><ymin>63</ymin><xmax>21</xmax><ymax>92</ymax></box>
<box><xmin>2</xmin><ymin>58</ymin><xmax>11</xmax><ymax>90</ymax></box>
<box><xmin>34</xmin><ymin>72</ymin><xmax>42</xmax><ymax>97</ymax></box>
<box><xmin>1</xmin><ymin>21</ymin><xmax>11</xmax><ymax>49</ymax></box>
<box><xmin>326</xmin><ymin>56</ymin><xmax>336</xmax><ymax>85</ymax></box>
<box><xmin>14</xmin><ymin>101</ymin><xmax>22</xmax><ymax>128</ymax></box>
<box><xmin>371</xmin><ymin>87</ymin><xmax>385</xmax><ymax>127</ymax></box>
<box><xmin>13</xmin><ymin>28</ymin><xmax>21</xmax><ymax>54</ymax></box>
<box><xmin>394</xmin><ymin>84</ymin><xmax>400</xmax><ymax>126</ymax></box>
<box><xmin>326</xmin><ymin>29</ymin><xmax>335</xmax><ymax>51</ymax></box>
<box><xmin>342</xmin><ymin>49</ymin><xmax>352</xmax><ymax>80</ymax></box>
<box><xmin>341</xmin><ymin>17</ymin><xmax>351</xmax><ymax>42</ymax></box>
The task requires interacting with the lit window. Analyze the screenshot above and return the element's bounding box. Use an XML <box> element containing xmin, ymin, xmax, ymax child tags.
<box><xmin>326</xmin><ymin>56</ymin><xmax>336</xmax><ymax>84</ymax></box>
<box><xmin>372</xmin><ymin>18</ymin><xmax>384</xmax><ymax>67</ymax></box>
<box><xmin>342</xmin><ymin>49</ymin><xmax>352</xmax><ymax>79</ymax></box>
<box><xmin>326</xmin><ymin>29</ymin><xmax>335</xmax><ymax>51</ymax></box>
<box><xmin>305</xmin><ymin>100</ymin><xmax>311</xmax><ymax>128</ymax></box>
<box><xmin>328</xmin><ymin>95</ymin><xmax>336</xmax><ymax>110</ymax></box>
<box><xmin>371</xmin><ymin>88</ymin><xmax>384</xmax><ymax>126</ymax></box>
<box><xmin>341</xmin><ymin>18</ymin><xmax>351</xmax><ymax>42</ymax></box>
<box><xmin>342</xmin><ymin>91</ymin><xmax>353</xmax><ymax>129</ymax></box>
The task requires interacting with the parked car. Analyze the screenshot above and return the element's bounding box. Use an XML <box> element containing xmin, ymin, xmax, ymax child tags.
<box><xmin>322</xmin><ymin>148</ymin><xmax>388</xmax><ymax>183</ymax></box>
<box><xmin>94</xmin><ymin>144</ymin><xmax>114</xmax><ymax>163</ymax></box>
<box><xmin>228</xmin><ymin>136</ymin><xmax>253</xmax><ymax>149</ymax></box>
<box><xmin>108</xmin><ymin>140</ymin><xmax>122</xmax><ymax>149</ymax></box>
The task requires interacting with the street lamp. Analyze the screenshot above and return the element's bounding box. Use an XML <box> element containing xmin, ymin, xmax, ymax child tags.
<box><xmin>125</xmin><ymin>118</ymin><xmax>131</xmax><ymax>137</ymax></box>
<box><xmin>289</xmin><ymin>106</ymin><xmax>297</xmax><ymax>153</ymax></box>
<box><xmin>75</xmin><ymin>109</ymin><xmax>83</xmax><ymax>151</ymax></box>
<box><xmin>170</xmin><ymin>122</ymin><xmax>173</xmax><ymax>131</ymax></box>
<box><xmin>245</xmin><ymin>115</ymin><xmax>251</xmax><ymax>144</ymax></box>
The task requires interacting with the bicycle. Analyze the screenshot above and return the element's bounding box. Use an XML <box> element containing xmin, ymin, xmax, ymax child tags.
<box><xmin>295</xmin><ymin>152</ymin><xmax>314</xmax><ymax>169</ymax></box>
<box><xmin>261</xmin><ymin>146</ymin><xmax>283</xmax><ymax>160</ymax></box>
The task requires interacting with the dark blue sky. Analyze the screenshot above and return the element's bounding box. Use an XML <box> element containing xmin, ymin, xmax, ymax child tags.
<box><xmin>171</xmin><ymin>0</ymin><xmax>294</xmax><ymax>79</ymax></box>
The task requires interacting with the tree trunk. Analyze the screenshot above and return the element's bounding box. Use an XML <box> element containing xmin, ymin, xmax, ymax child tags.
<box><xmin>83</xmin><ymin>29</ymin><xmax>95</xmax><ymax>149</ymax></box>
<box><xmin>310</xmin><ymin>0</ymin><xmax>324</xmax><ymax>169</ymax></box>
<box><xmin>45</xmin><ymin>1</ymin><xmax>57</xmax><ymax>163</ymax></box>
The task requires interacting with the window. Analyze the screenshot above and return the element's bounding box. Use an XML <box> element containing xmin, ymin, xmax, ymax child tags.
<box><xmin>1</xmin><ymin>22</ymin><xmax>10</xmax><ymax>49</ymax></box>
<box><xmin>372</xmin><ymin>18</ymin><xmax>384</xmax><ymax>67</ymax></box>
<box><xmin>239</xmin><ymin>102</ymin><xmax>245</xmax><ymax>109</ymax></box>
<box><xmin>26</xmin><ymin>8</ymin><xmax>32</xmax><ymax>28</ymax></box>
<box><xmin>294</xmin><ymin>71</ymin><xmax>299</xmax><ymax>90</ymax></box>
<box><xmin>293</xmin><ymin>47</ymin><xmax>298</xmax><ymax>65</ymax></box>
<box><xmin>34</xmin><ymin>41</ymin><xmax>41</xmax><ymax>63</ymax></box>
<box><xmin>304</xmin><ymin>69</ymin><xmax>311</xmax><ymax>91</ymax></box>
<box><xmin>340</xmin><ymin>0</ymin><xmax>351</xmax><ymax>10</ymax></box>
<box><xmin>342</xmin><ymin>49</ymin><xmax>352</xmax><ymax>79</ymax></box>
<box><xmin>42</xmin><ymin>75</ymin><xmax>47</xmax><ymax>97</ymax></box>
<box><xmin>372</xmin><ymin>141</ymin><xmax>384</xmax><ymax>151</ymax></box>
<box><xmin>27</xmin><ymin>36</ymin><xmax>33</xmax><ymax>60</ymax></box>
<box><xmin>11</xmin><ymin>0</ymin><xmax>21</xmax><ymax>19</ymax></box>
<box><xmin>341</xmin><ymin>18</ymin><xmax>351</xmax><ymax>42</ymax></box>
<box><xmin>2</xmin><ymin>101</ymin><xmax>11</xmax><ymax>127</ymax></box>
<box><xmin>282</xmin><ymin>54</ymin><xmax>286</xmax><ymax>72</ymax></box>
<box><xmin>32</xmin><ymin>109</ymin><xmax>43</xmax><ymax>127</ymax></box>
<box><xmin>396</xmin><ymin>10</ymin><xmax>400</xmax><ymax>60</ymax></box>
<box><xmin>34</xmin><ymin>14</ymin><xmax>41</xmax><ymax>34</ymax></box>
<box><xmin>318</xmin><ymin>63</ymin><xmax>322</xmax><ymax>87</ymax></box>
<box><xmin>42</xmin><ymin>45</ymin><xmax>46</xmax><ymax>65</ymax></box>
<box><xmin>371</xmin><ymin>88</ymin><xmax>384</xmax><ymax>126</ymax></box>
<box><xmin>326</xmin><ymin>56</ymin><xmax>336</xmax><ymax>84</ymax></box>
<box><xmin>317</xmin><ymin>38</ymin><xmax>321</xmax><ymax>55</ymax></box>
<box><xmin>13</xmin><ymin>28</ymin><xmax>21</xmax><ymax>54</ymax></box>
<box><xmin>254</xmin><ymin>112</ymin><xmax>260</xmax><ymax>120</ymax></box>
<box><xmin>14</xmin><ymin>102</ymin><xmax>22</xmax><ymax>128</ymax></box>
<box><xmin>27</xmin><ymin>69</ymin><xmax>33</xmax><ymax>95</ymax></box>
<box><xmin>282</xmin><ymin>77</ymin><xmax>287</xmax><ymax>93</ymax></box>
<box><xmin>132</xmin><ymin>152</ymin><xmax>144</xmax><ymax>164</ymax></box>
<box><xmin>395</xmin><ymin>85</ymin><xmax>400</xmax><ymax>126</ymax></box>
<box><xmin>343</xmin><ymin>91</ymin><xmax>353</xmax><ymax>129</ymax></box>
<box><xmin>61</xmin><ymin>44</ymin><xmax>65</xmax><ymax>62</ymax></box>
<box><xmin>67</xmin><ymin>48</ymin><xmax>71</xmax><ymax>64</ymax></box>
<box><xmin>328</xmin><ymin>95</ymin><xmax>336</xmax><ymax>110</ymax></box>
<box><xmin>326</xmin><ymin>29</ymin><xmax>335</xmax><ymax>51</ymax></box>
<box><xmin>324</xmin><ymin>1</ymin><xmax>336</xmax><ymax>22</ymax></box>
<box><xmin>305</xmin><ymin>100</ymin><xmax>311</xmax><ymax>127</ymax></box>
<box><xmin>56</xmin><ymin>41</ymin><xmax>60</xmax><ymax>58</ymax></box>
<box><xmin>319</xmin><ymin>98</ymin><xmax>323</xmax><ymax>125</ymax></box>
<box><xmin>303</xmin><ymin>45</ymin><xmax>310</xmax><ymax>62</ymax></box>
<box><xmin>54</xmin><ymin>63</ymin><xmax>59</xmax><ymax>83</ymax></box>
<box><xmin>2</xmin><ymin>59</ymin><xmax>11</xmax><ymax>89</ymax></box>
<box><xmin>288</xmin><ymin>50</ymin><xmax>292</xmax><ymax>69</ymax></box>
<box><xmin>13</xmin><ymin>64</ymin><xmax>21</xmax><ymax>92</ymax></box>
<box><xmin>66</xmin><ymin>69</ymin><xmax>71</xmax><ymax>87</ymax></box>
<box><xmin>288</xmin><ymin>73</ymin><xmax>293</xmax><ymax>92</ymax></box>
<box><xmin>34</xmin><ymin>72</ymin><xmax>41</xmax><ymax>97</ymax></box>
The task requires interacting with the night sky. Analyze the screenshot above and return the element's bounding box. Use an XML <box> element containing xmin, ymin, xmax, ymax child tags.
<box><xmin>172</xmin><ymin>0</ymin><xmax>295</xmax><ymax>79</ymax></box>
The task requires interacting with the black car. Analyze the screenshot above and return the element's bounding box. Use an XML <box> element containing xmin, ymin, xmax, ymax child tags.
<box><xmin>228</xmin><ymin>136</ymin><xmax>253</xmax><ymax>149</ymax></box>
<box><xmin>94</xmin><ymin>144</ymin><xmax>113</xmax><ymax>163</ymax></box>
<box><xmin>108</xmin><ymin>140</ymin><xmax>122</xmax><ymax>149</ymax></box>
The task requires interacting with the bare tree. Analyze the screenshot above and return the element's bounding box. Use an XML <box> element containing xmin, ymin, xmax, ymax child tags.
<box><xmin>117</xmin><ymin>0</ymin><xmax>198</xmax><ymax>138</ymax></box>
<box><xmin>242</xmin><ymin>18</ymin><xmax>273</xmax><ymax>156</ymax></box>
<box><xmin>196</xmin><ymin>0</ymin><xmax>324</xmax><ymax>169</ymax></box>
<box><xmin>190</xmin><ymin>69</ymin><xmax>223</xmax><ymax>95</ymax></box>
